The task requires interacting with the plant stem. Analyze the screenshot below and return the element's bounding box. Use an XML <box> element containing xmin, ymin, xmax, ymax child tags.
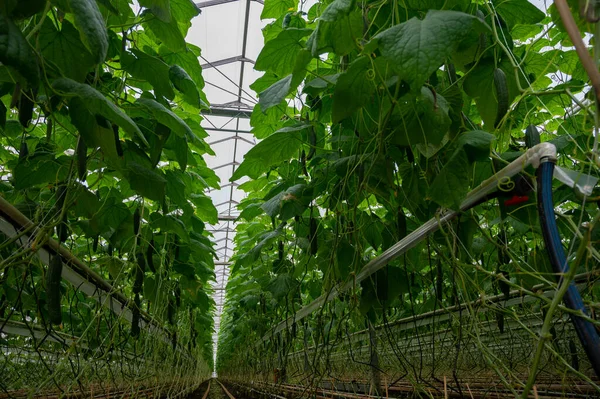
<box><xmin>25</xmin><ymin>1</ymin><xmax>51</xmax><ymax>41</ymax></box>
<box><xmin>554</xmin><ymin>0</ymin><xmax>600</xmax><ymax>108</ymax></box>
<box><xmin>521</xmin><ymin>219</ymin><xmax>593</xmax><ymax>398</ymax></box>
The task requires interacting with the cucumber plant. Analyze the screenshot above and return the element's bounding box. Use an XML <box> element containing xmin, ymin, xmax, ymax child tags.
<box><xmin>0</xmin><ymin>0</ymin><xmax>218</xmax><ymax>387</ymax></box>
<box><xmin>216</xmin><ymin>0</ymin><xmax>600</xmax><ymax>388</ymax></box>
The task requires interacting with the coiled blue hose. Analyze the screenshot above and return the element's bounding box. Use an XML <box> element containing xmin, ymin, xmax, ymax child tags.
<box><xmin>537</xmin><ymin>160</ymin><xmax>600</xmax><ymax>377</ymax></box>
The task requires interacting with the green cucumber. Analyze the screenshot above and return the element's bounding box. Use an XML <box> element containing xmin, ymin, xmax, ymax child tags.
<box><xmin>146</xmin><ymin>239</ymin><xmax>157</xmax><ymax>273</ymax></box>
<box><xmin>174</xmin><ymin>282</ymin><xmax>181</xmax><ymax>308</ymax></box>
<box><xmin>76</xmin><ymin>135</ymin><xmax>87</xmax><ymax>181</ymax></box>
<box><xmin>525</xmin><ymin>124</ymin><xmax>540</xmax><ymax>148</ymax></box>
<box><xmin>18</xmin><ymin>140</ymin><xmax>28</xmax><ymax>160</ymax></box>
<box><xmin>131</xmin><ymin>293</ymin><xmax>140</xmax><ymax>337</ymax></box>
<box><xmin>133</xmin><ymin>252</ymin><xmax>145</xmax><ymax>295</ymax></box>
<box><xmin>112</xmin><ymin>123</ymin><xmax>123</xmax><ymax>157</ymax></box>
<box><xmin>133</xmin><ymin>207</ymin><xmax>141</xmax><ymax>236</ymax></box>
<box><xmin>18</xmin><ymin>90</ymin><xmax>34</xmax><ymax>128</ymax></box>
<box><xmin>496</xmin><ymin>312</ymin><xmax>505</xmax><ymax>334</ymax></box>
<box><xmin>46</xmin><ymin>255</ymin><xmax>63</xmax><ymax>325</ymax></box>
<box><xmin>309</xmin><ymin>217</ymin><xmax>318</xmax><ymax>256</ymax></box>
<box><xmin>307</xmin><ymin>126</ymin><xmax>317</xmax><ymax>160</ymax></box>
<box><xmin>493</xmin><ymin>68</ymin><xmax>509</xmax><ymax>127</ymax></box>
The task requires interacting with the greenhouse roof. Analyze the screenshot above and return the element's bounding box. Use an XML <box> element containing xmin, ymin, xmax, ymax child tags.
<box><xmin>188</xmin><ymin>0</ymin><xmax>266</xmax><ymax>356</ymax></box>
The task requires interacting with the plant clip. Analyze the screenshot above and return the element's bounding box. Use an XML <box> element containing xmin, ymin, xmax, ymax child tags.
<box><xmin>503</xmin><ymin>195</ymin><xmax>529</xmax><ymax>207</ymax></box>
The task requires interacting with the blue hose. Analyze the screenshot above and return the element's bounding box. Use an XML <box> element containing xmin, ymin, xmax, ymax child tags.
<box><xmin>537</xmin><ymin>160</ymin><xmax>600</xmax><ymax>377</ymax></box>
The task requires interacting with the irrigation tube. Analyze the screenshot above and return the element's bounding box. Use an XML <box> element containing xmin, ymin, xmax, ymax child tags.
<box><xmin>261</xmin><ymin>143</ymin><xmax>559</xmax><ymax>341</ymax></box>
<box><xmin>537</xmin><ymin>159</ymin><xmax>600</xmax><ymax>377</ymax></box>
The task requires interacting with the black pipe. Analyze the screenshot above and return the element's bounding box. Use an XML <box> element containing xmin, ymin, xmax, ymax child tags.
<box><xmin>537</xmin><ymin>160</ymin><xmax>600</xmax><ymax>377</ymax></box>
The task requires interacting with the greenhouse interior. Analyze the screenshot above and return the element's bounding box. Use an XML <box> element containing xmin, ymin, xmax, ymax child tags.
<box><xmin>2</xmin><ymin>0</ymin><xmax>600</xmax><ymax>398</ymax></box>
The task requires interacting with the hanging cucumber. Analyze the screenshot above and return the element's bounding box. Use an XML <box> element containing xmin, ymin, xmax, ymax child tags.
<box><xmin>397</xmin><ymin>207</ymin><xmax>407</xmax><ymax>239</ymax></box>
<box><xmin>57</xmin><ymin>213</ymin><xmax>69</xmax><ymax>243</ymax></box>
<box><xmin>133</xmin><ymin>207</ymin><xmax>141</xmax><ymax>236</ymax></box>
<box><xmin>174</xmin><ymin>282</ymin><xmax>181</xmax><ymax>308</ymax></box>
<box><xmin>146</xmin><ymin>239</ymin><xmax>156</xmax><ymax>273</ymax></box>
<box><xmin>18</xmin><ymin>89</ymin><xmax>34</xmax><ymax>128</ymax></box>
<box><xmin>131</xmin><ymin>293</ymin><xmax>141</xmax><ymax>337</ymax></box>
<box><xmin>476</xmin><ymin>10</ymin><xmax>487</xmax><ymax>57</ymax></box>
<box><xmin>55</xmin><ymin>185</ymin><xmax>70</xmax><ymax>243</ymax></box>
<box><xmin>309</xmin><ymin>216</ymin><xmax>318</xmax><ymax>256</ymax></box>
<box><xmin>112</xmin><ymin>124</ymin><xmax>123</xmax><ymax>157</ymax></box>
<box><xmin>76</xmin><ymin>135</ymin><xmax>87</xmax><ymax>181</ymax></box>
<box><xmin>496</xmin><ymin>311</ymin><xmax>505</xmax><ymax>333</ymax></box>
<box><xmin>19</xmin><ymin>140</ymin><xmax>28</xmax><ymax>161</ymax></box>
<box><xmin>493</xmin><ymin>68</ymin><xmax>509</xmax><ymax>127</ymax></box>
<box><xmin>167</xmin><ymin>298</ymin><xmax>175</xmax><ymax>325</ymax></box>
<box><xmin>307</xmin><ymin>126</ymin><xmax>317</xmax><ymax>160</ymax></box>
<box><xmin>133</xmin><ymin>252</ymin><xmax>145</xmax><ymax>295</ymax></box>
<box><xmin>278</xmin><ymin>240</ymin><xmax>284</xmax><ymax>261</ymax></box>
<box><xmin>525</xmin><ymin>125</ymin><xmax>540</xmax><ymax>148</ymax></box>
<box><xmin>92</xmin><ymin>235</ymin><xmax>99</xmax><ymax>252</ymax></box>
<box><xmin>446</xmin><ymin>63</ymin><xmax>457</xmax><ymax>84</ymax></box>
<box><xmin>46</xmin><ymin>255</ymin><xmax>63</xmax><ymax>325</ymax></box>
<box><xmin>46</xmin><ymin>118</ymin><xmax>52</xmax><ymax>142</ymax></box>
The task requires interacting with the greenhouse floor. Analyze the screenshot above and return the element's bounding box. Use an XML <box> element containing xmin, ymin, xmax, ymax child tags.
<box><xmin>188</xmin><ymin>376</ymin><xmax>600</xmax><ymax>399</ymax></box>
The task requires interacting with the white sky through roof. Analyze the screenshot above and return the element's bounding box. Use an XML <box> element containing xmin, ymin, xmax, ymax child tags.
<box><xmin>187</xmin><ymin>0</ymin><xmax>266</xmax><ymax>366</ymax></box>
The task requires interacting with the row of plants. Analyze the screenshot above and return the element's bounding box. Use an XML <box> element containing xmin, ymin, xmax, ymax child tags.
<box><xmin>0</xmin><ymin>0</ymin><xmax>217</xmax><ymax>390</ymax></box>
<box><xmin>216</xmin><ymin>0</ymin><xmax>600</xmax><ymax>387</ymax></box>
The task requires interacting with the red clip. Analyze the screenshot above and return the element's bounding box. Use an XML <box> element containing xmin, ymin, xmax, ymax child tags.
<box><xmin>504</xmin><ymin>195</ymin><xmax>529</xmax><ymax>207</ymax></box>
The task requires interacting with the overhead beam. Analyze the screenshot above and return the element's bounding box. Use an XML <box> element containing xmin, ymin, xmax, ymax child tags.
<box><xmin>217</xmin><ymin>215</ymin><xmax>238</xmax><ymax>221</ymax></box>
<box><xmin>201</xmin><ymin>55</ymin><xmax>255</xmax><ymax>69</ymax></box>
<box><xmin>195</xmin><ymin>0</ymin><xmax>263</xmax><ymax>8</ymax></box>
<box><xmin>203</xmin><ymin>106</ymin><xmax>252</xmax><ymax>119</ymax></box>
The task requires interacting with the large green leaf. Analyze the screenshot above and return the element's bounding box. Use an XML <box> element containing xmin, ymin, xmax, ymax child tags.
<box><xmin>391</xmin><ymin>87</ymin><xmax>451</xmax><ymax>148</ymax></box>
<box><xmin>12</xmin><ymin>155</ymin><xmax>70</xmax><ymax>190</ymax></box>
<box><xmin>69</xmin><ymin>98</ymin><xmax>123</xmax><ymax>168</ymax></box>
<box><xmin>134</xmin><ymin>98</ymin><xmax>193</xmax><ymax>139</ymax></box>
<box><xmin>139</xmin><ymin>0</ymin><xmax>171</xmax><ymax>22</ymax></box>
<box><xmin>53</xmin><ymin>78</ymin><xmax>147</xmax><ymax>145</ymax></box>
<box><xmin>169</xmin><ymin>65</ymin><xmax>206</xmax><ymax>108</ymax></box>
<box><xmin>267</xmin><ymin>273</ymin><xmax>296</xmax><ymax>299</ymax></box>
<box><xmin>255</xmin><ymin>28</ymin><xmax>312</xmax><ymax>76</ymax></box>
<box><xmin>126</xmin><ymin>162</ymin><xmax>166</xmax><ymax>202</ymax></box>
<box><xmin>332</xmin><ymin>56</ymin><xmax>375</xmax><ymax>123</ymax></box>
<box><xmin>307</xmin><ymin>0</ymin><xmax>361</xmax><ymax>56</ymax></box>
<box><xmin>429</xmin><ymin>150</ymin><xmax>470</xmax><ymax>209</ymax></box>
<box><xmin>261</xmin><ymin>0</ymin><xmax>297</xmax><ymax>19</ymax></box>
<box><xmin>258</xmin><ymin>75</ymin><xmax>292</xmax><ymax>112</ymax></box>
<box><xmin>373</xmin><ymin>10</ymin><xmax>486</xmax><ymax>89</ymax></box>
<box><xmin>143</xmin><ymin>11</ymin><xmax>186</xmax><ymax>51</ymax></box>
<box><xmin>68</xmin><ymin>0</ymin><xmax>109</xmax><ymax>64</ymax></box>
<box><xmin>121</xmin><ymin>49</ymin><xmax>175</xmax><ymax>99</ymax></box>
<box><xmin>493</xmin><ymin>0</ymin><xmax>545</xmax><ymax>29</ymax></box>
<box><xmin>39</xmin><ymin>19</ymin><xmax>95</xmax><ymax>82</ymax></box>
<box><xmin>190</xmin><ymin>194</ymin><xmax>218</xmax><ymax>225</ymax></box>
<box><xmin>0</xmin><ymin>13</ymin><xmax>39</xmax><ymax>86</ymax></box>
<box><xmin>160</xmin><ymin>45</ymin><xmax>205</xmax><ymax>88</ymax></box>
<box><xmin>231</xmin><ymin>124</ymin><xmax>309</xmax><ymax>180</ymax></box>
<box><xmin>150</xmin><ymin>212</ymin><xmax>189</xmax><ymax>241</ymax></box>
<box><xmin>454</xmin><ymin>130</ymin><xmax>495</xmax><ymax>162</ymax></box>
